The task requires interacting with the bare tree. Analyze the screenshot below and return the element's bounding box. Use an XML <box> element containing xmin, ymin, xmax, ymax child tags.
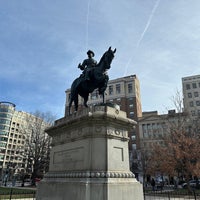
<box><xmin>147</xmin><ymin>91</ymin><xmax>200</xmax><ymax>190</ymax></box>
<box><xmin>170</xmin><ymin>90</ymin><xmax>184</xmax><ymax>113</ymax></box>
<box><xmin>20</xmin><ymin>111</ymin><xmax>55</xmax><ymax>185</ymax></box>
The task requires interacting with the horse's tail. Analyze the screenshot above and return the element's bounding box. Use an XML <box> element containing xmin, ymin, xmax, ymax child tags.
<box><xmin>69</xmin><ymin>89</ymin><xmax>78</xmax><ymax>115</ymax></box>
<box><xmin>68</xmin><ymin>96</ymin><xmax>73</xmax><ymax>115</ymax></box>
<box><xmin>68</xmin><ymin>78</ymin><xmax>81</xmax><ymax>114</ymax></box>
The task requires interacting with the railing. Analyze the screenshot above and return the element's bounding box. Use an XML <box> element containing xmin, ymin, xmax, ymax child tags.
<box><xmin>144</xmin><ymin>186</ymin><xmax>200</xmax><ymax>200</ymax></box>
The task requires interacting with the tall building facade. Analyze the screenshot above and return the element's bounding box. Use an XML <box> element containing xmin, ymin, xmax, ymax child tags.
<box><xmin>182</xmin><ymin>74</ymin><xmax>200</xmax><ymax>117</ymax></box>
<box><xmin>65</xmin><ymin>75</ymin><xmax>142</xmax><ymax>175</ymax></box>
<box><xmin>90</xmin><ymin>75</ymin><xmax>142</xmax><ymax>121</ymax></box>
<box><xmin>0</xmin><ymin>102</ymin><xmax>16</xmax><ymax>174</ymax></box>
<box><xmin>0</xmin><ymin>102</ymin><xmax>50</xmax><ymax>180</ymax></box>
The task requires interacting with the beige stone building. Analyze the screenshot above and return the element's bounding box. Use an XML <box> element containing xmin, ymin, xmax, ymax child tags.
<box><xmin>138</xmin><ymin>111</ymin><xmax>166</xmax><ymax>153</ymax></box>
<box><xmin>138</xmin><ymin>109</ymin><xmax>190</xmax><ymax>182</ymax></box>
<box><xmin>87</xmin><ymin>74</ymin><xmax>142</xmax><ymax>122</ymax></box>
<box><xmin>138</xmin><ymin>109</ymin><xmax>190</xmax><ymax>153</ymax></box>
<box><xmin>182</xmin><ymin>74</ymin><xmax>200</xmax><ymax>117</ymax></box>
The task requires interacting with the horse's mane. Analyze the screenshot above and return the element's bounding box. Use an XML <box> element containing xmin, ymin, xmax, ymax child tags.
<box><xmin>97</xmin><ymin>51</ymin><xmax>107</xmax><ymax>66</ymax></box>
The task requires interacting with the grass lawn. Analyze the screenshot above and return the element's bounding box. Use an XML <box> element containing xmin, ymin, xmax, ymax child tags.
<box><xmin>0</xmin><ymin>187</ymin><xmax>36</xmax><ymax>199</ymax></box>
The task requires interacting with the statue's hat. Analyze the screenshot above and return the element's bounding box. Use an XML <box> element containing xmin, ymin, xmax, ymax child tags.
<box><xmin>87</xmin><ymin>50</ymin><xmax>95</xmax><ymax>57</ymax></box>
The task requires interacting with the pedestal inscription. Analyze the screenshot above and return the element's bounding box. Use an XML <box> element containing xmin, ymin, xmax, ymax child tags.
<box><xmin>53</xmin><ymin>147</ymin><xmax>84</xmax><ymax>164</ymax></box>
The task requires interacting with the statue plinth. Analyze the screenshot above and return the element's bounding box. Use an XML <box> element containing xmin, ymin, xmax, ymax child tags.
<box><xmin>36</xmin><ymin>105</ymin><xmax>144</xmax><ymax>200</ymax></box>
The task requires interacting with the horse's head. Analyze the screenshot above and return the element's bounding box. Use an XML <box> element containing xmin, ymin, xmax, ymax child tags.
<box><xmin>99</xmin><ymin>47</ymin><xmax>116</xmax><ymax>71</ymax></box>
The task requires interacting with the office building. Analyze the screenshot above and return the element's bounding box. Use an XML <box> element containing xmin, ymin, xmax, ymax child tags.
<box><xmin>182</xmin><ymin>74</ymin><xmax>200</xmax><ymax>117</ymax></box>
<box><xmin>0</xmin><ymin>101</ymin><xmax>50</xmax><ymax>180</ymax></box>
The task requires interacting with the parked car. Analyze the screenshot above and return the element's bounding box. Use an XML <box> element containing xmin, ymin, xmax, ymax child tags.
<box><xmin>24</xmin><ymin>178</ymin><xmax>32</xmax><ymax>186</ymax></box>
<box><xmin>155</xmin><ymin>177</ymin><xmax>164</xmax><ymax>190</ymax></box>
<box><xmin>182</xmin><ymin>180</ymin><xmax>200</xmax><ymax>189</ymax></box>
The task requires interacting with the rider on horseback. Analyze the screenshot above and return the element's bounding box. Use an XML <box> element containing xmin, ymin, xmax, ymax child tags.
<box><xmin>69</xmin><ymin>47</ymin><xmax>116</xmax><ymax>114</ymax></box>
<box><xmin>78</xmin><ymin>50</ymin><xmax>97</xmax><ymax>81</ymax></box>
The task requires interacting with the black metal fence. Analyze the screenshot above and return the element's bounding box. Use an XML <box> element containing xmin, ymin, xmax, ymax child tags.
<box><xmin>0</xmin><ymin>187</ymin><xmax>36</xmax><ymax>200</ymax></box>
<box><xmin>144</xmin><ymin>187</ymin><xmax>200</xmax><ymax>200</ymax></box>
<box><xmin>1</xmin><ymin>185</ymin><xmax>200</xmax><ymax>200</ymax></box>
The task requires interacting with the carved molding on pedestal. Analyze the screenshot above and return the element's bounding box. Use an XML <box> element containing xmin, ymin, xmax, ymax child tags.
<box><xmin>44</xmin><ymin>171</ymin><xmax>135</xmax><ymax>179</ymax></box>
<box><xmin>51</xmin><ymin>126</ymin><xmax>129</xmax><ymax>146</ymax></box>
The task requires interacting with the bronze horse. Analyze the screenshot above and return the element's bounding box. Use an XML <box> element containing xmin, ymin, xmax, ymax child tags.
<box><xmin>69</xmin><ymin>47</ymin><xmax>116</xmax><ymax>114</ymax></box>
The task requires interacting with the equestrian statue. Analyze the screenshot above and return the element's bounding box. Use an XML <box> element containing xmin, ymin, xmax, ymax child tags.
<box><xmin>68</xmin><ymin>46</ymin><xmax>116</xmax><ymax>114</ymax></box>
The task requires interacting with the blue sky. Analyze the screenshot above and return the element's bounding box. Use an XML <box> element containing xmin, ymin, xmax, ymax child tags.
<box><xmin>1</xmin><ymin>0</ymin><xmax>200</xmax><ymax>118</ymax></box>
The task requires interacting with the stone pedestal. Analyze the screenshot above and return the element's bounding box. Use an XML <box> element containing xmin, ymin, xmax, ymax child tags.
<box><xmin>36</xmin><ymin>105</ymin><xmax>144</xmax><ymax>200</ymax></box>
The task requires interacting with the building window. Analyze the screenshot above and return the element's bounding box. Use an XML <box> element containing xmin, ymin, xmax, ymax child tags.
<box><xmin>109</xmin><ymin>85</ymin><xmax>113</xmax><ymax>95</ymax></box>
<box><xmin>128</xmin><ymin>83</ymin><xmax>133</xmax><ymax>93</ymax></box>
<box><xmin>186</xmin><ymin>84</ymin><xmax>190</xmax><ymax>90</ymax></box>
<box><xmin>196</xmin><ymin>101</ymin><xmax>200</xmax><ymax>106</ymax></box>
<box><xmin>131</xmin><ymin>135</ymin><xmax>136</xmax><ymax>140</ymax></box>
<box><xmin>132</xmin><ymin>144</ymin><xmax>136</xmax><ymax>150</ymax></box>
<box><xmin>142</xmin><ymin>124</ymin><xmax>148</xmax><ymax>138</ymax></box>
<box><xmin>192</xmin><ymin>83</ymin><xmax>197</xmax><ymax>88</ymax></box>
<box><xmin>129</xmin><ymin>97</ymin><xmax>133</xmax><ymax>104</ymax></box>
<box><xmin>130</xmin><ymin>111</ymin><xmax>134</xmax><ymax>118</ymax></box>
<box><xmin>116</xmin><ymin>84</ymin><xmax>121</xmax><ymax>94</ymax></box>
<box><xmin>188</xmin><ymin>93</ymin><xmax>192</xmax><ymax>98</ymax></box>
<box><xmin>0</xmin><ymin>131</ymin><xmax>8</xmax><ymax>136</ymax></box>
<box><xmin>194</xmin><ymin>92</ymin><xmax>199</xmax><ymax>97</ymax></box>
<box><xmin>191</xmin><ymin>110</ymin><xmax>196</xmax><ymax>116</ymax></box>
<box><xmin>189</xmin><ymin>101</ymin><xmax>194</xmax><ymax>107</ymax></box>
<box><xmin>199</xmin><ymin>82</ymin><xmax>200</xmax><ymax>87</ymax></box>
<box><xmin>129</xmin><ymin>104</ymin><xmax>133</xmax><ymax>108</ymax></box>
